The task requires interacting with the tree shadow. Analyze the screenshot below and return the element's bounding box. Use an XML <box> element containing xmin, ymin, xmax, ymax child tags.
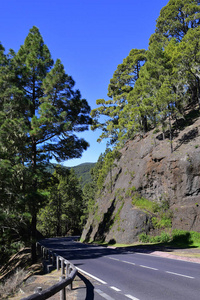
<box><xmin>174</xmin><ymin>127</ymin><xmax>198</xmax><ymax>151</ymax></box>
<box><xmin>39</xmin><ymin>235</ymin><xmax>199</xmax><ymax>265</ymax></box>
<box><xmin>76</xmin><ymin>272</ymin><xmax>94</xmax><ymax>300</ymax></box>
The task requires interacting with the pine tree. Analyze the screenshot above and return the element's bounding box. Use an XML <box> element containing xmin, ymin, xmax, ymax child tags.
<box><xmin>0</xmin><ymin>27</ymin><xmax>91</xmax><ymax>262</ymax></box>
<box><xmin>156</xmin><ymin>0</ymin><xmax>200</xmax><ymax>42</ymax></box>
<box><xmin>38</xmin><ymin>167</ymin><xmax>84</xmax><ymax>237</ymax></box>
<box><xmin>91</xmin><ymin>49</ymin><xmax>146</xmax><ymax>146</ymax></box>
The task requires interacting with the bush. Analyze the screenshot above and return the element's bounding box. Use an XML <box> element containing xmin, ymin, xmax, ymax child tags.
<box><xmin>171</xmin><ymin>229</ymin><xmax>200</xmax><ymax>246</ymax></box>
<box><xmin>139</xmin><ymin>233</ymin><xmax>150</xmax><ymax>243</ymax></box>
<box><xmin>171</xmin><ymin>229</ymin><xmax>190</xmax><ymax>245</ymax></box>
<box><xmin>132</xmin><ymin>195</ymin><xmax>154</xmax><ymax>212</ymax></box>
<box><xmin>159</xmin><ymin>231</ymin><xmax>171</xmax><ymax>243</ymax></box>
<box><xmin>139</xmin><ymin>231</ymin><xmax>170</xmax><ymax>244</ymax></box>
<box><xmin>0</xmin><ymin>269</ymin><xmax>28</xmax><ymax>299</ymax></box>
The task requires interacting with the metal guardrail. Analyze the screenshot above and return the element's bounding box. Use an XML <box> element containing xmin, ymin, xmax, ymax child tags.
<box><xmin>21</xmin><ymin>242</ymin><xmax>77</xmax><ymax>300</ymax></box>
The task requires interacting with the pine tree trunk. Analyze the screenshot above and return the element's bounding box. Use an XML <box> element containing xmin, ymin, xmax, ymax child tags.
<box><xmin>31</xmin><ymin>212</ymin><xmax>37</xmax><ymax>263</ymax></box>
<box><xmin>31</xmin><ymin>137</ymin><xmax>37</xmax><ymax>263</ymax></box>
<box><xmin>142</xmin><ymin>115</ymin><xmax>148</xmax><ymax>133</ymax></box>
<box><xmin>169</xmin><ymin>113</ymin><xmax>173</xmax><ymax>153</ymax></box>
<box><xmin>57</xmin><ymin>194</ymin><xmax>62</xmax><ymax>236</ymax></box>
<box><xmin>196</xmin><ymin>77</ymin><xmax>200</xmax><ymax>109</ymax></box>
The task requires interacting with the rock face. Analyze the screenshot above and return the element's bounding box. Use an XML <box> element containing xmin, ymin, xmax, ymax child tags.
<box><xmin>81</xmin><ymin>112</ymin><xmax>200</xmax><ymax>244</ymax></box>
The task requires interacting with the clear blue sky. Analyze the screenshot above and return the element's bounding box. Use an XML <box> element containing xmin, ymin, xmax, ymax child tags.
<box><xmin>1</xmin><ymin>0</ymin><xmax>169</xmax><ymax>167</ymax></box>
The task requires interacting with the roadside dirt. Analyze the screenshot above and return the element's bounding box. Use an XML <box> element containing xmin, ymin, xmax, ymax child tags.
<box><xmin>8</xmin><ymin>269</ymin><xmax>80</xmax><ymax>300</ymax></box>
<box><xmin>150</xmin><ymin>247</ymin><xmax>200</xmax><ymax>263</ymax></box>
<box><xmin>119</xmin><ymin>244</ymin><xmax>200</xmax><ymax>263</ymax></box>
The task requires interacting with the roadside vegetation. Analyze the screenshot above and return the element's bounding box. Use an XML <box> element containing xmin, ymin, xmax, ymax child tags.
<box><xmin>139</xmin><ymin>230</ymin><xmax>200</xmax><ymax>248</ymax></box>
<box><xmin>1</xmin><ymin>0</ymin><xmax>200</xmax><ymax>271</ymax></box>
<box><xmin>93</xmin><ymin>230</ymin><xmax>200</xmax><ymax>249</ymax></box>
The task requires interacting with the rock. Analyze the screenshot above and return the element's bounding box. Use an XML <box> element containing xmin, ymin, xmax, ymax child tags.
<box><xmin>81</xmin><ymin>114</ymin><xmax>200</xmax><ymax>244</ymax></box>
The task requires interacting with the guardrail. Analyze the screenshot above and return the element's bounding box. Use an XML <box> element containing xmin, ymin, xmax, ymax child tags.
<box><xmin>21</xmin><ymin>242</ymin><xmax>77</xmax><ymax>300</ymax></box>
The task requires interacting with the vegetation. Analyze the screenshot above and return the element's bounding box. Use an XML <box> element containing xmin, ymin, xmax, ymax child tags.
<box><xmin>1</xmin><ymin>0</ymin><xmax>200</xmax><ymax>267</ymax></box>
<box><xmin>132</xmin><ymin>195</ymin><xmax>155</xmax><ymax>212</ymax></box>
<box><xmin>91</xmin><ymin>0</ymin><xmax>200</xmax><ymax>150</ymax></box>
<box><xmin>70</xmin><ymin>163</ymin><xmax>95</xmax><ymax>187</ymax></box>
<box><xmin>0</xmin><ymin>269</ymin><xmax>29</xmax><ymax>299</ymax></box>
<box><xmin>0</xmin><ymin>26</ymin><xmax>91</xmax><ymax>263</ymax></box>
<box><xmin>86</xmin><ymin>0</ymin><xmax>200</xmax><ymax>247</ymax></box>
<box><xmin>37</xmin><ymin>166</ymin><xmax>85</xmax><ymax>237</ymax></box>
<box><xmin>139</xmin><ymin>229</ymin><xmax>200</xmax><ymax>248</ymax></box>
<box><xmin>131</xmin><ymin>194</ymin><xmax>173</xmax><ymax>231</ymax></box>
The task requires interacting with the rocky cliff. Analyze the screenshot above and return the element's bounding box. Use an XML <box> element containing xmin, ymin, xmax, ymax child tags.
<box><xmin>81</xmin><ymin>109</ymin><xmax>200</xmax><ymax>244</ymax></box>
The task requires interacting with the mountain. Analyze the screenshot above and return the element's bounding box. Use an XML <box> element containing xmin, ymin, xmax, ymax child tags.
<box><xmin>81</xmin><ymin>108</ymin><xmax>200</xmax><ymax>244</ymax></box>
<box><xmin>47</xmin><ymin>162</ymin><xmax>95</xmax><ymax>187</ymax></box>
<box><xmin>70</xmin><ymin>163</ymin><xmax>96</xmax><ymax>187</ymax></box>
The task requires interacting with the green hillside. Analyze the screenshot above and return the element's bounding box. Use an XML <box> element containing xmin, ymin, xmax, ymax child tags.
<box><xmin>48</xmin><ymin>162</ymin><xmax>95</xmax><ymax>187</ymax></box>
<box><xmin>71</xmin><ymin>162</ymin><xmax>96</xmax><ymax>187</ymax></box>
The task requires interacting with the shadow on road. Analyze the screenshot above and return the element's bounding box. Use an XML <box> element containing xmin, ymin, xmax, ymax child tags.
<box><xmin>77</xmin><ymin>272</ymin><xmax>94</xmax><ymax>300</ymax></box>
<box><xmin>39</xmin><ymin>236</ymin><xmax>200</xmax><ymax>265</ymax></box>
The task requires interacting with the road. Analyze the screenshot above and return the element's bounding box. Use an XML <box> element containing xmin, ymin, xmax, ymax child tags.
<box><xmin>39</xmin><ymin>237</ymin><xmax>200</xmax><ymax>300</ymax></box>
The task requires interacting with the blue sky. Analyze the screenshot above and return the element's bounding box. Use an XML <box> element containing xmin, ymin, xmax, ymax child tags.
<box><xmin>1</xmin><ymin>0</ymin><xmax>169</xmax><ymax>166</ymax></box>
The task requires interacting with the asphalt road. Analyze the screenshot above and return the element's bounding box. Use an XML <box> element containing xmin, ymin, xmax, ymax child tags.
<box><xmin>39</xmin><ymin>237</ymin><xmax>200</xmax><ymax>300</ymax></box>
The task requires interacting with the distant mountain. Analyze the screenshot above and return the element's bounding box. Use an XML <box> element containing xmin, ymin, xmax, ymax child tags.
<box><xmin>47</xmin><ymin>162</ymin><xmax>95</xmax><ymax>188</ymax></box>
<box><xmin>71</xmin><ymin>162</ymin><xmax>96</xmax><ymax>187</ymax></box>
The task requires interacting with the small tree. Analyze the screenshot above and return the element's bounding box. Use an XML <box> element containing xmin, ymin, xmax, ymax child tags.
<box><xmin>38</xmin><ymin>167</ymin><xmax>84</xmax><ymax>237</ymax></box>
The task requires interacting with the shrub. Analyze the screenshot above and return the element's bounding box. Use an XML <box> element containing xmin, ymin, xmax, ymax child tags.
<box><xmin>0</xmin><ymin>269</ymin><xmax>28</xmax><ymax>299</ymax></box>
<box><xmin>139</xmin><ymin>231</ymin><xmax>170</xmax><ymax>244</ymax></box>
<box><xmin>132</xmin><ymin>195</ymin><xmax>154</xmax><ymax>212</ymax></box>
<box><xmin>171</xmin><ymin>229</ymin><xmax>200</xmax><ymax>246</ymax></box>
<box><xmin>159</xmin><ymin>231</ymin><xmax>171</xmax><ymax>243</ymax></box>
<box><xmin>171</xmin><ymin>229</ymin><xmax>190</xmax><ymax>245</ymax></box>
<box><xmin>139</xmin><ymin>233</ymin><xmax>150</xmax><ymax>243</ymax></box>
<box><xmin>153</xmin><ymin>128</ymin><xmax>160</xmax><ymax>134</ymax></box>
<box><xmin>125</xmin><ymin>186</ymin><xmax>136</xmax><ymax>197</ymax></box>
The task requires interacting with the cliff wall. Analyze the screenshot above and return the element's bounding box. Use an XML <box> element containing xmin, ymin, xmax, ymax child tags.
<box><xmin>81</xmin><ymin>110</ymin><xmax>200</xmax><ymax>244</ymax></box>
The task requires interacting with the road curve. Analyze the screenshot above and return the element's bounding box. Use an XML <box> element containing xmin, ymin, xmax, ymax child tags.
<box><xmin>39</xmin><ymin>237</ymin><xmax>200</xmax><ymax>300</ymax></box>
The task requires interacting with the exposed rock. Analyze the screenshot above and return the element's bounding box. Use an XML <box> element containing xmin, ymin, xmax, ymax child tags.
<box><xmin>81</xmin><ymin>111</ymin><xmax>200</xmax><ymax>244</ymax></box>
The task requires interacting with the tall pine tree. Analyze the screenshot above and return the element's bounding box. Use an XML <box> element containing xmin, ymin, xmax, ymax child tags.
<box><xmin>0</xmin><ymin>27</ymin><xmax>91</xmax><ymax>262</ymax></box>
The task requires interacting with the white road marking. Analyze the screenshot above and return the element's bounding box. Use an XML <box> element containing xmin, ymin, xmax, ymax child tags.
<box><xmin>95</xmin><ymin>289</ymin><xmax>115</xmax><ymax>300</ymax></box>
<box><xmin>166</xmin><ymin>271</ymin><xmax>194</xmax><ymax>279</ymax></box>
<box><xmin>110</xmin><ymin>286</ymin><xmax>121</xmax><ymax>292</ymax></box>
<box><xmin>108</xmin><ymin>256</ymin><xmax>120</xmax><ymax>261</ymax></box>
<box><xmin>125</xmin><ymin>294</ymin><xmax>140</xmax><ymax>300</ymax></box>
<box><xmin>139</xmin><ymin>265</ymin><xmax>158</xmax><ymax>270</ymax></box>
<box><xmin>122</xmin><ymin>260</ymin><xmax>136</xmax><ymax>265</ymax></box>
<box><xmin>76</xmin><ymin>267</ymin><xmax>107</xmax><ymax>284</ymax></box>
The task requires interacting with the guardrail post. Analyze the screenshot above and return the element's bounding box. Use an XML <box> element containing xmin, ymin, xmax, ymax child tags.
<box><xmin>69</xmin><ymin>267</ymin><xmax>73</xmax><ymax>290</ymax></box>
<box><xmin>45</xmin><ymin>248</ymin><xmax>47</xmax><ymax>259</ymax></box>
<box><xmin>34</xmin><ymin>287</ymin><xmax>42</xmax><ymax>294</ymax></box>
<box><xmin>57</xmin><ymin>256</ymin><xmax>60</xmax><ymax>271</ymax></box>
<box><xmin>49</xmin><ymin>250</ymin><xmax>52</xmax><ymax>263</ymax></box>
<box><xmin>66</xmin><ymin>263</ymin><xmax>70</xmax><ymax>277</ymax></box>
<box><xmin>52</xmin><ymin>253</ymin><xmax>55</xmax><ymax>266</ymax></box>
<box><xmin>61</xmin><ymin>259</ymin><xmax>65</xmax><ymax>275</ymax></box>
<box><xmin>42</xmin><ymin>247</ymin><xmax>45</xmax><ymax>258</ymax></box>
<box><xmin>36</xmin><ymin>242</ymin><xmax>41</xmax><ymax>255</ymax></box>
<box><xmin>59</xmin><ymin>276</ymin><xmax>66</xmax><ymax>300</ymax></box>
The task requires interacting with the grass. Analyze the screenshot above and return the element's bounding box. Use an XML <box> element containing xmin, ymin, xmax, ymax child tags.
<box><xmin>169</xmin><ymin>229</ymin><xmax>200</xmax><ymax>248</ymax></box>
<box><xmin>139</xmin><ymin>229</ymin><xmax>200</xmax><ymax>248</ymax></box>
<box><xmin>0</xmin><ymin>269</ymin><xmax>29</xmax><ymax>299</ymax></box>
<box><xmin>132</xmin><ymin>195</ymin><xmax>155</xmax><ymax>212</ymax></box>
<box><xmin>89</xmin><ymin>229</ymin><xmax>200</xmax><ymax>259</ymax></box>
<box><xmin>92</xmin><ymin>241</ymin><xmax>138</xmax><ymax>247</ymax></box>
<box><xmin>104</xmin><ymin>230</ymin><xmax>200</xmax><ymax>249</ymax></box>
